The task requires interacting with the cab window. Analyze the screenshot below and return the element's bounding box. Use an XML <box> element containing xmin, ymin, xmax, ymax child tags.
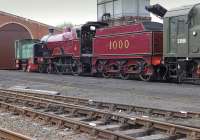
<box><xmin>76</xmin><ymin>29</ymin><xmax>81</xmax><ymax>38</ymax></box>
<box><xmin>177</xmin><ymin>16</ymin><xmax>186</xmax><ymax>34</ymax></box>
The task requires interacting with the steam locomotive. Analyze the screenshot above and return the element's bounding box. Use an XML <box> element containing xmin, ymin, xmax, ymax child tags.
<box><xmin>15</xmin><ymin>3</ymin><xmax>200</xmax><ymax>82</ymax></box>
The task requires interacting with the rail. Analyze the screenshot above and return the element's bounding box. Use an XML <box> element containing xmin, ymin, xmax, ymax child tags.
<box><xmin>0</xmin><ymin>127</ymin><xmax>32</xmax><ymax>140</ymax></box>
<box><xmin>1</xmin><ymin>89</ymin><xmax>199</xmax><ymax>119</ymax></box>
<box><xmin>0</xmin><ymin>89</ymin><xmax>199</xmax><ymax>139</ymax></box>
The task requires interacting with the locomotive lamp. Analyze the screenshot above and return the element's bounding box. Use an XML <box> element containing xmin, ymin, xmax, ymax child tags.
<box><xmin>193</xmin><ymin>31</ymin><xmax>197</xmax><ymax>36</ymax></box>
<box><xmin>90</xmin><ymin>26</ymin><xmax>96</xmax><ymax>31</ymax></box>
<box><xmin>178</xmin><ymin>64</ymin><xmax>181</xmax><ymax>70</ymax></box>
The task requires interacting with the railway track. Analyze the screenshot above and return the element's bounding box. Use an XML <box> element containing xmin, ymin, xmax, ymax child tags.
<box><xmin>0</xmin><ymin>127</ymin><xmax>32</xmax><ymax>140</ymax></box>
<box><xmin>1</xmin><ymin>88</ymin><xmax>200</xmax><ymax>120</ymax></box>
<box><xmin>0</xmin><ymin>89</ymin><xmax>199</xmax><ymax>139</ymax></box>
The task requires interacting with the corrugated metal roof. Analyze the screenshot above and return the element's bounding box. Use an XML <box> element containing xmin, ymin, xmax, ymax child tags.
<box><xmin>97</xmin><ymin>0</ymin><xmax>150</xmax><ymax>21</ymax></box>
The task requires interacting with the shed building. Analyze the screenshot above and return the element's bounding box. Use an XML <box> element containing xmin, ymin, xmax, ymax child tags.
<box><xmin>0</xmin><ymin>11</ymin><xmax>61</xmax><ymax>69</ymax></box>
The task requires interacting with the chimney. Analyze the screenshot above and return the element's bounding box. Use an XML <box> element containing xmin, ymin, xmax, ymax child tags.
<box><xmin>48</xmin><ymin>28</ymin><xmax>54</xmax><ymax>34</ymax></box>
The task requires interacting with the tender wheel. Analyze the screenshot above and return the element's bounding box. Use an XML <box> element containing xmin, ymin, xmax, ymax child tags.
<box><xmin>139</xmin><ymin>64</ymin><xmax>154</xmax><ymax>82</ymax></box>
<box><xmin>102</xmin><ymin>72</ymin><xmax>111</xmax><ymax>78</ymax></box>
<box><xmin>72</xmin><ymin>60</ymin><xmax>82</xmax><ymax>76</ymax></box>
<box><xmin>139</xmin><ymin>74</ymin><xmax>152</xmax><ymax>81</ymax></box>
<box><xmin>72</xmin><ymin>67</ymin><xmax>80</xmax><ymax>76</ymax></box>
<box><xmin>119</xmin><ymin>72</ymin><xmax>130</xmax><ymax>80</ymax></box>
<box><xmin>96</xmin><ymin>63</ymin><xmax>104</xmax><ymax>73</ymax></box>
<box><xmin>55</xmin><ymin>65</ymin><xmax>65</xmax><ymax>75</ymax></box>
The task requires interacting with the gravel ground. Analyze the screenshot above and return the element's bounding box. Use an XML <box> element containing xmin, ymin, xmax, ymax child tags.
<box><xmin>0</xmin><ymin>70</ymin><xmax>199</xmax><ymax>139</ymax></box>
<box><xmin>0</xmin><ymin>70</ymin><xmax>199</xmax><ymax>112</ymax></box>
<box><xmin>0</xmin><ymin>110</ymin><xmax>102</xmax><ymax>140</ymax></box>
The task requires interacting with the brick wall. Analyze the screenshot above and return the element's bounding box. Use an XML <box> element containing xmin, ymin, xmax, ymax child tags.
<box><xmin>0</xmin><ymin>11</ymin><xmax>61</xmax><ymax>39</ymax></box>
<box><xmin>0</xmin><ymin>11</ymin><xmax>62</xmax><ymax>69</ymax></box>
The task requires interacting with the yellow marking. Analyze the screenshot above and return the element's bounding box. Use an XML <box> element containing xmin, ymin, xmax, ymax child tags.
<box><xmin>119</xmin><ymin>40</ymin><xmax>123</xmax><ymax>49</ymax></box>
<box><xmin>125</xmin><ymin>40</ymin><xmax>130</xmax><ymax>49</ymax></box>
<box><xmin>113</xmin><ymin>40</ymin><xmax>118</xmax><ymax>50</ymax></box>
<box><xmin>108</xmin><ymin>40</ymin><xmax>131</xmax><ymax>50</ymax></box>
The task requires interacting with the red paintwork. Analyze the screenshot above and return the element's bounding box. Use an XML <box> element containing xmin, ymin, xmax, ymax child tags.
<box><xmin>96</xmin><ymin>23</ymin><xmax>144</xmax><ymax>36</ymax></box>
<box><xmin>47</xmin><ymin>39</ymin><xmax>80</xmax><ymax>58</ymax></box>
<box><xmin>42</xmin><ymin>30</ymin><xmax>80</xmax><ymax>58</ymax></box>
<box><xmin>27</xmin><ymin>63</ymin><xmax>38</xmax><ymax>72</ymax></box>
<box><xmin>93</xmin><ymin>23</ymin><xmax>163</xmax><ymax>64</ymax></box>
<box><xmin>91</xmin><ymin>23</ymin><xmax>163</xmax><ymax>76</ymax></box>
<box><xmin>93</xmin><ymin>33</ymin><xmax>152</xmax><ymax>58</ymax></box>
<box><xmin>152</xmin><ymin>32</ymin><xmax>163</xmax><ymax>55</ymax></box>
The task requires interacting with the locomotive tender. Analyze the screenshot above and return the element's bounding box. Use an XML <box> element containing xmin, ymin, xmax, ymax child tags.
<box><xmin>15</xmin><ymin>3</ymin><xmax>200</xmax><ymax>82</ymax></box>
<box><xmin>92</xmin><ymin>22</ymin><xmax>163</xmax><ymax>81</ymax></box>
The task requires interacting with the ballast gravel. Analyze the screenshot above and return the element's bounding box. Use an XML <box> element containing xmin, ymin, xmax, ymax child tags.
<box><xmin>0</xmin><ymin>110</ymin><xmax>103</xmax><ymax>140</ymax></box>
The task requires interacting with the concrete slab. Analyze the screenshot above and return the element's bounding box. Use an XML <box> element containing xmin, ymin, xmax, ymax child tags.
<box><xmin>7</xmin><ymin>86</ymin><xmax>60</xmax><ymax>95</ymax></box>
<box><xmin>137</xmin><ymin>134</ymin><xmax>171</xmax><ymax>140</ymax></box>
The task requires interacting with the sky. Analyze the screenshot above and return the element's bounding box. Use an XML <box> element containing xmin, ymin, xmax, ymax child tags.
<box><xmin>0</xmin><ymin>0</ymin><xmax>200</xmax><ymax>26</ymax></box>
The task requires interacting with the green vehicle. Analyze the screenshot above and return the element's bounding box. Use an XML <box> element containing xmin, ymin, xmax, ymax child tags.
<box><xmin>147</xmin><ymin>3</ymin><xmax>200</xmax><ymax>82</ymax></box>
<box><xmin>164</xmin><ymin>3</ymin><xmax>200</xmax><ymax>81</ymax></box>
<box><xmin>15</xmin><ymin>39</ymin><xmax>42</xmax><ymax>71</ymax></box>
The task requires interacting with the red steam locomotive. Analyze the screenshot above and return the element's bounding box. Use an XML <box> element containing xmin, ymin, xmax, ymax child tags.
<box><xmin>27</xmin><ymin>21</ymin><xmax>163</xmax><ymax>81</ymax></box>
<box><xmin>15</xmin><ymin>3</ymin><xmax>200</xmax><ymax>82</ymax></box>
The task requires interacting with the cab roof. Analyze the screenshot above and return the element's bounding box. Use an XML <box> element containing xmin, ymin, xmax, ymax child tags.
<box><xmin>164</xmin><ymin>3</ymin><xmax>200</xmax><ymax>18</ymax></box>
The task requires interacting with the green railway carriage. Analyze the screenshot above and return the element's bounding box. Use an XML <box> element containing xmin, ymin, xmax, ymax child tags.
<box><xmin>164</xmin><ymin>3</ymin><xmax>200</xmax><ymax>81</ymax></box>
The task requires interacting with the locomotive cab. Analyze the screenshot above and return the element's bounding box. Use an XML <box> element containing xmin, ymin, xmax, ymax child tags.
<box><xmin>80</xmin><ymin>22</ymin><xmax>108</xmax><ymax>73</ymax></box>
<box><xmin>80</xmin><ymin>22</ymin><xmax>108</xmax><ymax>55</ymax></box>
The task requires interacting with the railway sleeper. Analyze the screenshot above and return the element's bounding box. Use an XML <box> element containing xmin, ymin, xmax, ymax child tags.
<box><xmin>0</xmin><ymin>91</ymin><xmax>195</xmax><ymax>120</ymax></box>
<box><xmin>54</xmin><ymin>106</ymin><xmax>66</xmax><ymax>115</ymax></box>
<box><xmin>116</xmin><ymin>128</ymin><xmax>153</xmax><ymax>137</ymax></box>
<box><xmin>136</xmin><ymin>134</ymin><xmax>174</xmax><ymax>140</ymax></box>
<box><xmin>115</xmin><ymin>106</ymin><xmax>133</xmax><ymax>113</ymax></box>
<box><xmin>0</xmin><ymin>91</ymin><xmax>200</xmax><ymax>140</ymax></box>
<box><xmin>5</xmin><ymin>89</ymin><xmax>198</xmax><ymax>120</ymax></box>
<box><xmin>94</xmin><ymin>102</ymin><xmax>103</xmax><ymax>109</ymax></box>
<box><xmin>1</xmin><ymin>102</ymin><xmax>199</xmax><ymax>140</ymax></box>
<box><xmin>96</xmin><ymin>124</ymin><xmax>122</xmax><ymax>131</ymax></box>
